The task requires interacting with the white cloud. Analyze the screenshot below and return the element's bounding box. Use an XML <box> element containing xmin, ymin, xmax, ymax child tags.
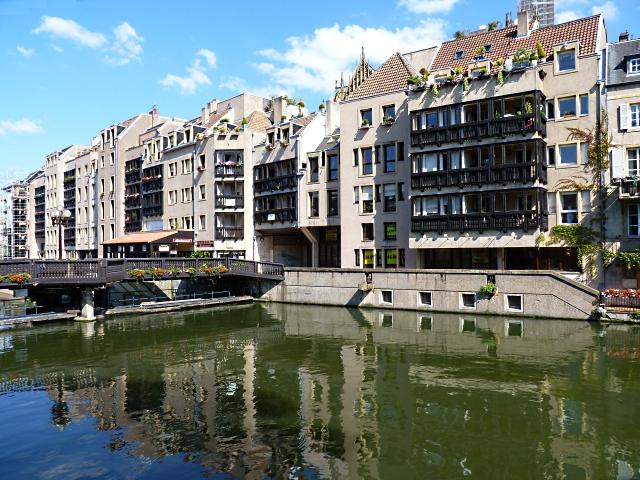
<box><xmin>398</xmin><ymin>0</ymin><xmax>460</xmax><ymax>14</ymax></box>
<box><xmin>592</xmin><ymin>1</ymin><xmax>618</xmax><ymax>20</ymax></box>
<box><xmin>33</xmin><ymin>16</ymin><xmax>106</xmax><ymax>48</ymax></box>
<box><xmin>159</xmin><ymin>49</ymin><xmax>217</xmax><ymax>95</ymax></box>
<box><xmin>16</xmin><ymin>45</ymin><xmax>35</xmax><ymax>57</ymax></box>
<box><xmin>555</xmin><ymin>10</ymin><xmax>581</xmax><ymax>23</ymax></box>
<box><xmin>253</xmin><ymin>21</ymin><xmax>448</xmax><ymax>94</ymax></box>
<box><xmin>0</xmin><ymin>119</ymin><xmax>43</xmax><ymax>136</ymax></box>
<box><xmin>219</xmin><ymin>75</ymin><xmax>247</xmax><ymax>92</ymax></box>
<box><xmin>105</xmin><ymin>22</ymin><xmax>143</xmax><ymax>66</ymax></box>
<box><xmin>51</xmin><ymin>44</ymin><xmax>64</xmax><ymax>53</ymax></box>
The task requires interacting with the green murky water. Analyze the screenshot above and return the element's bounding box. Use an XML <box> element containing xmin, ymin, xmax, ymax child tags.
<box><xmin>0</xmin><ymin>303</ymin><xmax>639</xmax><ymax>479</ymax></box>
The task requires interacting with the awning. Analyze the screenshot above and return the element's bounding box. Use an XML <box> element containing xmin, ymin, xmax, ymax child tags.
<box><xmin>101</xmin><ymin>230</ymin><xmax>193</xmax><ymax>245</ymax></box>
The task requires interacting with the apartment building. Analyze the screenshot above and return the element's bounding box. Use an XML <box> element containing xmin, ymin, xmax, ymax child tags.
<box><xmin>339</xmin><ymin>48</ymin><xmax>437</xmax><ymax>269</ymax></box>
<box><xmin>408</xmin><ymin>13</ymin><xmax>606</xmax><ymax>282</ymax></box>
<box><xmin>518</xmin><ymin>0</ymin><xmax>554</xmax><ymax>28</ymax></box>
<box><xmin>606</xmin><ymin>32</ymin><xmax>640</xmax><ymax>287</ymax></box>
<box><xmin>28</xmin><ymin>171</ymin><xmax>45</xmax><ymax>258</ymax></box>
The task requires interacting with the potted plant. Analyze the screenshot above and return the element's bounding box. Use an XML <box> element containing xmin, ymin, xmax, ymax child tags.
<box><xmin>128</xmin><ymin>268</ymin><xmax>145</xmax><ymax>281</ymax></box>
<box><xmin>431</xmin><ymin>82</ymin><xmax>439</xmax><ymax>97</ymax></box>
<box><xmin>479</xmin><ymin>282</ymin><xmax>498</xmax><ymax>296</ymax></box>
<box><xmin>524</xmin><ymin>101</ymin><xmax>533</xmax><ymax>115</ymax></box>
<box><xmin>535</xmin><ymin>42</ymin><xmax>546</xmax><ymax>62</ymax></box>
<box><xmin>241</xmin><ymin>117</ymin><xmax>249</xmax><ymax>130</ymax></box>
<box><xmin>474</xmin><ymin>46</ymin><xmax>486</xmax><ymax>60</ymax></box>
<box><xmin>361</xmin><ymin>117</ymin><xmax>370</xmax><ymax>128</ymax></box>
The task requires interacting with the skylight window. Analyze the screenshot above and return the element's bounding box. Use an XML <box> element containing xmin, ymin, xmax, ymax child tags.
<box><xmin>484</xmin><ymin>44</ymin><xmax>492</xmax><ymax>53</ymax></box>
<box><xmin>454</xmin><ymin>51</ymin><xmax>464</xmax><ymax>60</ymax></box>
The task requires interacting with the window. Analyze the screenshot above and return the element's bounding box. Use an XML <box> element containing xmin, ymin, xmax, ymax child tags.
<box><xmin>328</xmin><ymin>190</ymin><xmax>339</xmax><ymax>216</ymax></box>
<box><xmin>505</xmin><ymin>294</ymin><xmax>523</xmax><ymax>312</ymax></box>
<box><xmin>547</xmin><ymin>146</ymin><xmax>556</xmax><ymax>166</ymax></box>
<box><xmin>454</xmin><ymin>50</ymin><xmax>463</xmax><ymax>60</ymax></box>
<box><xmin>557</xmin><ymin>49</ymin><xmax>576</xmax><ymax>72</ymax></box>
<box><xmin>199</xmin><ymin>184</ymin><xmax>206</xmax><ymax>200</ymax></box>
<box><xmin>380</xmin><ymin>290</ymin><xmax>393</xmax><ymax>305</ymax></box>
<box><xmin>100</xmin><ymin>202</ymin><xmax>105</xmax><ymax>220</ymax></box>
<box><xmin>559</xmin><ymin>144</ymin><xmax>578</xmax><ymax>165</ymax></box>
<box><xmin>579</xmin><ymin>94</ymin><xmax>589</xmax><ymax>116</ymax></box>
<box><xmin>381</xmin><ymin>313</ymin><xmax>393</xmax><ymax>327</ymax></box>
<box><xmin>198</xmin><ymin>215</ymin><xmax>207</xmax><ymax>230</ymax></box>
<box><xmin>383</xmin><ymin>184</ymin><xmax>396</xmax><ymax>212</ymax></box>
<box><xmin>110</xmin><ymin>152</ymin><xmax>114</xmax><ymax>165</ymax></box>
<box><xmin>385</xmin><ymin>249</ymin><xmax>397</xmax><ymax>268</ymax></box>
<box><xmin>182</xmin><ymin>216</ymin><xmax>193</xmax><ymax>230</ymax></box>
<box><xmin>631</xmin><ymin>104</ymin><xmax>640</xmax><ymax>128</ymax></box>
<box><xmin>354</xmin><ymin>249</ymin><xmax>360</xmax><ymax>267</ymax></box>
<box><xmin>181</xmin><ymin>188</ymin><xmax>192</xmax><ymax>203</ymax></box>
<box><xmin>629</xmin><ymin>58</ymin><xmax>640</xmax><ymax>74</ymax></box>
<box><xmin>382</xmin><ymin>104</ymin><xmax>395</xmax><ymax>121</ymax></box>
<box><xmin>168</xmin><ymin>190</ymin><xmax>177</xmax><ymax>205</ymax></box>
<box><xmin>418</xmin><ymin>315</ymin><xmax>433</xmax><ymax>330</ymax></box>
<box><xmin>362</xmin><ymin>147</ymin><xmax>373</xmax><ymax>175</ymax></box>
<box><xmin>362</xmin><ymin>223</ymin><xmax>374</xmax><ymax>241</ymax></box>
<box><xmin>361</xmin><ymin>186</ymin><xmax>374</xmax><ymax>213</ymax></box>
<box><xmin>198</xmin><ymin>155</ymin><xmax>206</xmax><ymax>170</ymax></box>
<box><xmin>460</xmin><ymin>293</ymin><xmax>476</xmax><ymax>309</ymax></box>
<box><xmin>629</xmin><ymin>205</ymin><xmax>640</xmax><ymax>237</ymax></box>
<box><xmin>383</xmin><ymin>144</ymin><xmax>396</xmax><ymax>173</ymax></box>
<box><xmin>363</xmin><ymin>249</ymin><xmax>374</xmax><ymax>268</ymax></box>
<box><xmin>309</xmin><ymin>157</ymin><xmax>319</xmax><ymax>182</ymax></box>
<box><xmin>182</xmin><ymin>159</ymin><xmax>192</xmax><ymax>174</ymax></box>
<box><xmin>328</xmin><ymin>154</ymin><xmax>339</xmax><ymax>181</ymax></box>
<box><xmin>308</xmin><ymin>192</ymin><xmax>319</xmax><ymax>217</ymax></box>
<box><xmin>353</xmin><ymin>186</ymin><xmax>359</xmax><ymax>204</ymax></box>
<box><xmin>558</xmin><ymin>96</ymin><xmax>577</xmax><ymax>118</ymax></box>
<box><xmin>506</xmin><ymin>321</ymin><xmax>523</xmax><ymax>336</ymax></box>
<box><xmin>418</xmin><ymin>291</ymin><xmax>432</xmax><ymax>307</ymax></box>
<box><xmin>360</xmin><ymin>108</ymin><xmax>373</xmax><ymax>126</ymax></box>
<box><xmin>461</xmin><ymin>318</ymin><xmax>476</xmax><ymax>332</ymax></box>
<box><xmin>560</xmin><ymin>193</ymin><xmax>578</xmax><ymax>224</ymax></box>
<box><xmin>546</xmin><ymin>100</ymin><xmax>555</xmax><ymax>120</ymax></box>
<box><xmin>628</xmin><ymin>148</ymin><xmax>640</xmax><ymax>176</ymax></box>
<box><xmin>384</xmin><ymin>222</ymin><xmax>397</xmax><ymax>240</ymax></box>
<box><xmin>169</xmin><ymin>162</ymin><xmax>177</xmax><ymax>177</ymax></box>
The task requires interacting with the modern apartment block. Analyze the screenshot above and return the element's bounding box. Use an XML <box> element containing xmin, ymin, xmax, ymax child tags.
<box><xmin>408</xmin><ymin>14</ymin><xmax>606</xmax><ymax>284</ymax></box>
<box><xmin>518</xmin><ymin>0</ymin><xmax>554</xmax><ymax>28</ymax></box>
<box><xmin>605</xmin><ymin>32</ymin><xmax>640</xmax><ymax>287</ymax></box>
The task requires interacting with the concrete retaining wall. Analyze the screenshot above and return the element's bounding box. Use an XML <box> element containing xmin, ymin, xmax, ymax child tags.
<box><xmin>259</xmin><ymin>268</ymin><xmax>599</xmax><ymax>320</ymax></box>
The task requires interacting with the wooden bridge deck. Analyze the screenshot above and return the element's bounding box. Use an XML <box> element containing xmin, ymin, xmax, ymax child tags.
<box><xmin>0</xmin><ymin>258</ymin><xmax>285</xmax><ymax>287</ymax></box>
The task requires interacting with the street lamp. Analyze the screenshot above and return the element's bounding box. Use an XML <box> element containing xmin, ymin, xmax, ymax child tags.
<box><xmin>51</xmin><ymin>206</ymin><xmax>72</xmax><ymax>260</ymax></box>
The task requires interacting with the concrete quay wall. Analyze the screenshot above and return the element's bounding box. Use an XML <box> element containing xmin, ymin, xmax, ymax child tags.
<box><xmin>259</xmin><ymin>268</ymin><xmax>599</xmax><ymax>320</ymax></box>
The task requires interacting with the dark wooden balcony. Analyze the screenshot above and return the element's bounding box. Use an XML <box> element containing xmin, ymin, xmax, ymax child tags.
<box><xmin>215</xmin><ymin>165</ymin><xmax>244</xmax><ymax>178</ymax></box>
<box><xmin>215</xmin><ymin>226</ymin><xmax>244</xmax><ymax>240</ymax></box>
<box><xmin>215</xmin><ymin>195</ymin><xmax>244</xmax><ymax>209</ymax></box>
<box><xmin>411</xmin><ymin>211</ymin><xmax>547</xmax><ymax>234</ymax></box>
<box><xmin>254</xmin><ymin>174</ymin><xmax>297</xmax><ymax>194</ymax></box>
<box><xmin>255</xmin><ymin>208</ymin><xmax>297</xmax><ymax>224</ymax></box>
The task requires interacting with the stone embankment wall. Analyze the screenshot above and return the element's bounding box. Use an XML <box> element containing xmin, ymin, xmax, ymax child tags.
<box><xmin>258</xmin><ymin>268</ymin><xmax>599</xmax><ymax>320</ymax></box>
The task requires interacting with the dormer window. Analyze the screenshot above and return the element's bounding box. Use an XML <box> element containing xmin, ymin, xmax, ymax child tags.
<box><xmin>360</xmin><ymin>108</ymin><xmax>373</xmax><ymax>127</ymax></box>
<box><xmin>267</xmin><ymin>132</ymin><xmax>275</xmax><ymax>145</ymax></box>
<box><xmin>281</xmin><ymin>128</ymin><xmax>290</xmax><ymax>143</ymax></box>
<box><xmin>557</xmin><ymin>49</ymin><xmax>576</xmax><ymax>72</ymax></box>
<box><xmin>629</xmin><ymin>58</ymin><xmax>640</xmax><ymax>75</ymax></box>
<box><xmin>484</xmin><ymin>44</ymin><xmax>492</xmax><ymax>53</ymax></box>
<box><xmin>454</xmin><ymin>51</ymin><xmax>464</xmax><ymax>60</ymax></box>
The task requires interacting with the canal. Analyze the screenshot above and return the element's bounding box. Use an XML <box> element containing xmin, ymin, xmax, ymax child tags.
<box><xmin>0</xmin><ymin>304</ymin><xmax>639</xmax><ymax>479</ymax></box>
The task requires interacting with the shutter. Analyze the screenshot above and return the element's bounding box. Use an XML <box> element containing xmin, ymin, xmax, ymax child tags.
<box><xmin>620</xmin><ymin>104</ymin><xmax>629</xmax><ymax>131</ymax></box>
<box><xmin>581</xmin><ymin>191</ymin><xmax>591</xmax><ymax>213</ymax></box>
<box><xmin>397</xmin><ymin>142</ymin><xmax>405</xmax><ymax>161</ymax></box>
<box><xmin>547</xmin><ymin>193</ymin><xmax>557</xmax><ymax>214</ymax></box>
<box><xmin>611</xmin><ymin>147</ymin><xmax>625</xmax><ymax>179</ymax></box>
<box><xmin>375</xmin><ymin>145</ymin><xmax>381</xmax><ymax>164</ymax></box>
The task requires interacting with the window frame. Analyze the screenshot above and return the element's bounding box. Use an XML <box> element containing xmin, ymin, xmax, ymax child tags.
<box><xmin>360</xmin><ymin>108</ymin><xmax>373</xmax><ymax>126</ymax></box>
<box><xmin>459</xmin><ymin>292</ymin><xmax>477</xmax><ymax>310</ymax></box>
<box><xmin>560</xmin><ymin>192</ymin><xmax>579</xmax><ymax>224</ymax></box>
<box><xmin>628</xmin><ymin>148</ymin><xmax>640</xmax><ymax>177</ymax></box>
<box><xmin>629</xmin><ymin>58</ymin><xmax>640</xmax><ymax>75</ymax></box>
<box><xmin>417</xmin><ymin>291</ymin><xmax>433</xmax><ymax>308</ymax></box>
<box><xmin>558</xmin><ymin>143</ymin><xmax>579</xmax><ymax>166</ymax></box>
<box><xmin>630</xmin><ymin>104</ymin><xmax>640</xmax><ymax>129</ymax></box>
<box><xmin>504</xmin><ymin>294</ymin><xmax>524</xmax><ymax>313</ymax></box>
<box><xmin>557</xmin><ymin>48</ymin><xmax>576</xmax><ymax>73</ymax></box>
<box><xmin>558</xmin><ymin>96</ymin><xmax>577</xmax><ymax>118</ymax></box>
<box><xmin>308</xmin><ymin>191</ymin><xmax>320</xmax><ymax>218</ymax></box>
<box><xmin>380</xmin><ymin>290</ymin><xmax>394</xmax><ymax>305</ymax></box>
<box><xmin>628</xmin><ymin>204</ymin><xmax>640</xmax><ymax>238</ymax></box>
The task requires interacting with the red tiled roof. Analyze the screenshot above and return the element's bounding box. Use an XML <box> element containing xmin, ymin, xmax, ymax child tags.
<box><xmin>246</xmin><ymin>110</ymin><xmax>272</xmax><ymax>131</ymax></box>
<box><xmin>204</xmin><ymin>108</ymin><xmax>231</xmax><ymax>129</ymax></box>
<box><xmin>118</xmin><ymin>114</ymin><xmax>139</xmax><ymax>128</ymax></box>
<box><xmin>293</xmin><ymin>112</ymin><xmax>317</xmax><ymax>127</ymax></box>
<box><xmin>346</xmin><ymin>52</ymin><xmax>416</xmax><ymax>100</ymax></box>
<box><xmin>431</xmin><ymin>14</ymin><xmax>601</xmax><ymax>72</ymax></box>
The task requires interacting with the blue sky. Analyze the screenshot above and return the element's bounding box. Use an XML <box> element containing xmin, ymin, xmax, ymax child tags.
<box><xmin>1</xmin><ymin>0</ymin><xmax>638</xmax><ymax>183</ymax></box>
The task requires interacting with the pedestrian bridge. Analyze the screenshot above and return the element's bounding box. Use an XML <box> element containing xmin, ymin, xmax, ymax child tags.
<box><xmin>0</xmin><ymin>257</ymin><xmax>285</xmax><ymax>287</ymax></box>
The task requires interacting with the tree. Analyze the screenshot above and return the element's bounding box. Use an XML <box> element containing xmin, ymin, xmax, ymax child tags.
<box><xmin>488</xmin><ymin>21</ymin><xmax>501</xmax><ymax>31</ymax></box>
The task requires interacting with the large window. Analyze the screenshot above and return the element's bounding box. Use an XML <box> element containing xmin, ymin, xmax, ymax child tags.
<box><xmin>579</xmin><ymin>94</ymin><xmax>589</xmax><ymax>116</ymax></box>
<box><xmin>362</xmin><ymin>223</ymin><xmax>374</xmax><ymax>241</ymax></box>
<box><xmin>362</xmin><ymin>148</ymin><xmax>373</xmax><ymax>175</ymax></box>
<box><xmin>382</xmin><ymin>104</ymin><xmax>396</xmax><ymax>121</ymax></box>
<box><xmin>629</xmin><ymin>205</ymin><xmax>640</xmax><ymax>237</ymax></box>
<box><xmin>383</xmin><ymin>184</ymin><xmax>397</xmax><ymax>212</ymax></box>
<box><xmin>629</xmin><ymin>148</ymin><xmax>640</xmax><ymax>177</ymax></box>
<box><xmin>558</xmin><ymin>97</ymin><xmax>577</xmax><ymax>118</ymax></box>
<box><xmin>558</xmin><ymin>144</ymin><xmax>578</xmax><ymax>165</ymax></box>
<box><xmin>631</xmin><ymin>104</ymin><xmax>640</xmax><ymax>129</ymax></box>
<box><xmin>629</xmin><ymin>58</ymin><xmax>640</xmax><ymax>75</ymax></box>
<box><xmin>361</xmin><ymin>186</ymin><xmax>374</xmax><ymax>213</ymax></box>
<box><xmin>309</xmin><ymin>157</ymin><xmax>319</xmax><ymax>183</ymax></box>
<box><xmin>557</xmin><ymin>49</ymin><xmax>576</xmax><ymax>72</ymax></box>
<box><xmin>360</xmin><ymin>109</ymin><xmax>373</xmax><ymax>126</ymax></box>
<box><xmin>308</xmin><ymin>192</ymin><xmax>319</xmax><ymax>217</ymax></box>
<box><xmin>328</xmin><ymin>154</ymin><xmax>339</xmax><ymax>181</ymax></box>
<box><xmin>560</xmin><ymin>193</ymin><xmax>578</xmax><ymax>224</ymax></box>
<box><xmin>383</xmin><ymin>144</ymin><xmax>396</xmax><ymax>173</ymax></box>
<box><xmin>328</xmin><ymin>190</ymin><xmax>339</xmax><ymax>216</ymax></box>
<box><xmin>385</xmin><ymin>222</ymin><xmax>397</xmax><ymax>240</ymax></box>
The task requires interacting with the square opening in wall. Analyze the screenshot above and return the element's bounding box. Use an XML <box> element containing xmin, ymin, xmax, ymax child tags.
<box><xmin>381</xmin><ymin>290</ymin><xmax>393</xmax><ymax>305</ymax></box>
<box><xmin>506</xmin><ymin>294</ymin><xmax>523</xmax><ymax>312</ymax></box>
<box><xmin>418</xmin><ymin>291</ymin><xmax>432</xmax><ymax>307</ymax></box>
<box><xmin>418</xmin><ymin>315</ymin><xmax>432</xmax><ymax>331</ymax></box>
<box><xmin>461</xmin><ymin>318</ymin><xmax>476</xmax><ymax>333</ymax></box>
<box><xmin>506</xmin><ymin>321</ymin><xmax>523</xmax><ymax>337</ymax></box>
<box><xmin>460</xmin><ymin>293</ymin><xmax>476</xmax><ymax>309</ymax></box>
<box><xmin>381</xmin><ymin>313</ymin><xmax>393</xmax><ymax>327</ymax></box>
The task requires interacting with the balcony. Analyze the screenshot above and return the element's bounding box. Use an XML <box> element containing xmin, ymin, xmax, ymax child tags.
<box><xmin>215</xmin><ymin>195</ymin><xmax>245</xmax><ymax>209</ymax></box>
<box><xmin>142</xmin><ymin>205</ymin><xmax>162</xmax><ymax>217</ymax></box>
<box><xmin>619</xmin><ymin>178</ymin><xmax>640</xmax><ymax>199</ymax></box>
<box><xmin>215</xmin><ymin>165</ymin><xmax>244</xmax><ymax>178</ymax></box>
<box><xmin>412</xmin><ymin>161</ymin><xmax>546</xmax><ymax>191</ymax></box>
<box><xmin>411</xmin><ymin>211</ymin><xmax>547</xmax><ymax>234</ymax></box>
<box><xmin>255</xmin><ymin>208</ymin><xmax>297</xmax><ymax>224</ymax></box>
<box><xmin>141</xmin><ymin>179</ymin><xmax>162</xmax><ymax>194</ymax></box>
<box><xmin>215</xmin><ymin>226</ymin><xmax>244</xmax><ymax>240</ymax></box>
<box><xmin>254</xmin><ymin>174</ymin><xmax>297</xmax><ymax>194</ymax></box>
<box><xmin>125</xmin><ymin>171</ymin><xmax>141</xmax><ymax>185</ymax></box>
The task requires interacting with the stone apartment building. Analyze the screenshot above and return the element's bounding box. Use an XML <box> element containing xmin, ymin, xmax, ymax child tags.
<box><xmin>605</xmin><ymin>32</ymin><xmax>640</xmax><ymax>287</ymax></box>
<box><xmin>408</xmin><ymin>13</ymin><xmax>606</xmax><ymax>284</ymax></box>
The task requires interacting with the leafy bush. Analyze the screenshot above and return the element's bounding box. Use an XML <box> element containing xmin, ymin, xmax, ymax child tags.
<box><xmin>479</xmin><ymin>283</ymin><xmax>498</xmax><ymax>295</ymax></box>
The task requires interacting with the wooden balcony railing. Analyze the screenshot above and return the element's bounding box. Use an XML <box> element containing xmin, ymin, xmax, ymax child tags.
<box><xmin>215</xmin><ymin>226</ymin><xmax>244</xmax><ymax>239</ymax></box>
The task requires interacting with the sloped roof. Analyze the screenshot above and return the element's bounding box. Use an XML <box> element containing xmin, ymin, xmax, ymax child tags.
<box><xmin>118</xmin><ymin>114</ymin><xmax>139</xmax><ymax>128</ymax></box>
<box><xmin>346</xmin><ymin>52</ymin><xmax>416</xmax><ymax>100</ymax></box>
<box><xmin>293</xmin><ymin>112</ymin><xmax>317</xmax><ymax>128</ymax></box>
<box><xmin>431</xmin><ymin>15</ymin><xmax>601</xmax><ymax>71</ymax></box>
<box><xmin>246</xmin><ymin>110</ymin><xmax>272</xmax><ymax>131</ymax></box>
<box><xmin>203</xmin><ymin>108</ymin><xmax>231</xmax><ymax>128</ymax></box>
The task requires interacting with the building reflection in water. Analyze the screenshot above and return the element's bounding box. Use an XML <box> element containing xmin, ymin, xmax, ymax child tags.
<box><xmin>0</xmin><ymin>304</ymin><xmax>639</xmax><ymax>479</ymax></box>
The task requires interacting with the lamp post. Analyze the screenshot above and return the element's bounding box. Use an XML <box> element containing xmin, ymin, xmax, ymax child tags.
<box><xmin>51</xmin><ymin>206</ymin><xmax>72</xmax><ymax>260</ymax></box>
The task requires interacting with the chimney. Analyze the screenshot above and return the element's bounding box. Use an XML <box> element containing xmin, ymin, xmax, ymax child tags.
<box><xmin>517</xmin><ymin>10</ymin><xmax>530</xmax><ymax>37</ymax></box>
<box><xmin>273</xmin><ymin>96</ymin><xmax>287</xmax><ymax>124</ymax></box>
<box><xmin>201</xmin><ymin>105</ymin><xmax>210</xmax><ymax>124</ymax></box>
<box><xmin>325</xmin><ymin>99</ymin><xmax>340</xmax><ymax>137</ymax></box>
<box><xmin>207</xmin><ymin>99</ymin><xmax>218</xmax><ymax>114</ymax></box>
<box><xmin>619</xmin><ymin>31</ymin><xmax>631</xmax><ymax>42</ymax></box>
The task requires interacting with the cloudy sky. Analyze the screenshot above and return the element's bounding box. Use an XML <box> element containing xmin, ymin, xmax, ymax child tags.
<box><xmin>0</xmin><ymin>0</ymin><xmax>638</xmax><ymax>181</ymax></box>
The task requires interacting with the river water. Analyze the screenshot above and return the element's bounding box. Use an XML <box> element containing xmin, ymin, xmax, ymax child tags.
<box><xmin>0</xmin><ymin>303</ymin><xmax>639</xmax><ymax>479</ymax></box>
